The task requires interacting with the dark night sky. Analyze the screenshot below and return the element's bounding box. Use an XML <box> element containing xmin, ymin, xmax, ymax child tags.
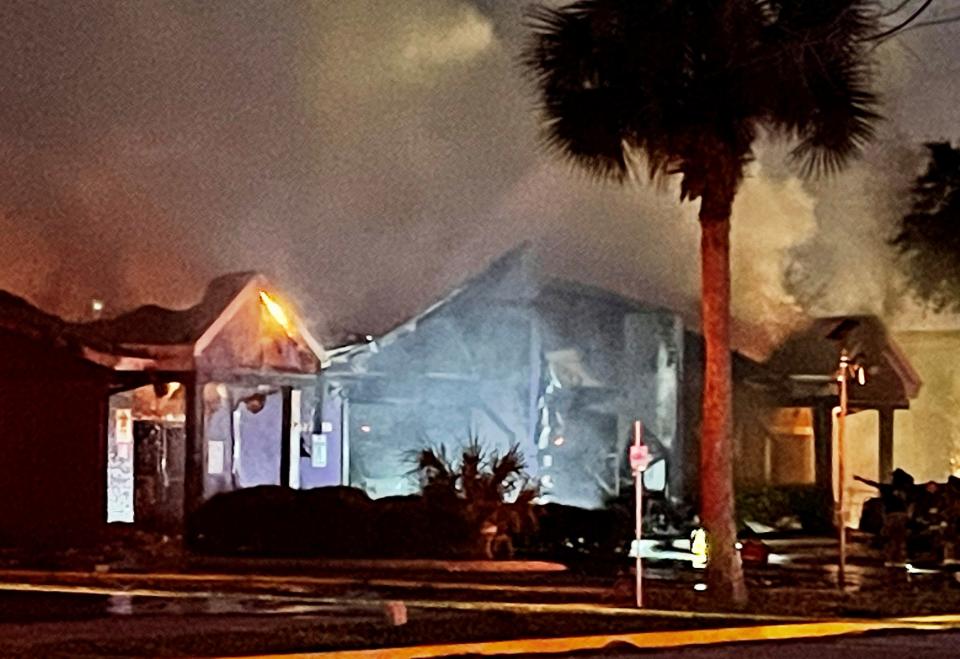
<box><xmin>1</xmin><ymin>1</ymin><xmax>959</xmax><ymax>353</ymax></box>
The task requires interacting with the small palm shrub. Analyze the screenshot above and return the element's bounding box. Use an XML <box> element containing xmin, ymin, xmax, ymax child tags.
<box><xmin>410</xmin><ymin>438</ymin><xmax>539</xmax><ymax>558</ymax></box>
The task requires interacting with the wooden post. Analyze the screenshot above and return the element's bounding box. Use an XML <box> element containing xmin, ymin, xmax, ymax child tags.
<box><xmin>280</xmin><ymin>386</ymin><xmax>292</xmax><ymax>487</ymax></box>
<box><xmin>813</xmin><ymin>403</ymin><xmax>834</xmax><ymax>504</ymax></box>
<box><xmin>836</xmin><ymin>360</ymin><xmax>848</xmax><ymax>590</ymax></box>
<box><xmin>341</xmin><ymin>397</ymin><xmax>351</xmax><ymax>486</ymax></box>
<box><xmin>878</xmin><ymin>408</ymin><xmax>895</xmax><ymax>483</ymax></box>
<box><xmin>183</xmin><ymin>376</ymin><xmax>205</xmax><ymax>534</ymax></box>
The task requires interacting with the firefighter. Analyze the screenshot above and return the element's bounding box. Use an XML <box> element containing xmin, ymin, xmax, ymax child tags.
<box><xmin>880</xmin><ymin>468</ymin><xmax>915</xmax><ymax>565</ymax></box>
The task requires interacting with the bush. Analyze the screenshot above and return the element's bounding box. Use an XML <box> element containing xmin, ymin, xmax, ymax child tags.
<box><xmin>190</xmin><ymin>485</ymin><xmax>486</xmax><ymax>559</ymax></box>
<box><xmin>735</xmin><ymin>485</ymin><xmax>833</xmax><ymax>534</ymax></box>
<box><xmin>410</xmin><ymin>439</ymin><xmax>539</xmax><ymax>558</ymax></box>
<box><xmin>189</xmin><ymin>485</ymin><xmax>376</xmax><ymax>556</ymax></box>
<box><xmin>523</xmin><ymin>503</ymin><xmax>622</xmax><ymax>560</ymax></box>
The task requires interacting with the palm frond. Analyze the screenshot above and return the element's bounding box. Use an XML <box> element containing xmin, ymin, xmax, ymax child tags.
<box><xmin>490</xmin><ymin>444</ymin><xmax>527</xmax><ymax>490</ymax></box>
<box><xmin>406</xmin><ymin>445</ymin><xmax>453</xmax><ymax>485</ymax></box>
<box><xmin>523</xmin><ymin>2</ymin><xmax>634</xmax><ymax>181</ymax></box>
<box><xmin>523</xmin><ymin>0</ymin><xmax>882</xmax><ymax>193</ymax></box>
<box><xmin>758</xmin><ymin>1</ymin><xmax>881</xmax><ymax>176</ymax></box>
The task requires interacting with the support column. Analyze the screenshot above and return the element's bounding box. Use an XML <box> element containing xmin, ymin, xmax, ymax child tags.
<box><xmin>341</xmin><ymin>397</ymin><xmax>351</xmax><ymax>486</ymax></box>
<box><xmin>813</xmin><ymin>404</ymin><xmax>834</xmax><ymax>495</ymax></box>
<box><xmin>878</xmin><ymin>408</ymin><xmax>895</xmax><ymax>483</ymax></box>
<box><xmin>183</xmin><ymin>376</ymin><xmax>205</xmax><ymax>535</ymax></box>
<box><xmin>280</xmin><ymin>386</ymin><xmax>292</xmax><ymax>487</ymax></box>
<box><xmin>812</xmin><ymin>403</ymin><xmax>835</xmax><ymax>530</ymax></box>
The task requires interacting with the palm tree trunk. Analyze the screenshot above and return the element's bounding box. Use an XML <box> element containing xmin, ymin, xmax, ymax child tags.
<box><xmin>699</xmin><ymin>192</ymin><xmax>747</xmax><ymax>605</ymax></box>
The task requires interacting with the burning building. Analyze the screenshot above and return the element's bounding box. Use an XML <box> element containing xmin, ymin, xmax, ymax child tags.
<box><xmin>762</xmin><ymin>316</ymin><xmax>922</xmax><ymax>525</ymax></box>
<box><xmin>314</xmin><ymin>249</ymin><xmax>929</xmax><ymax>531</ymax></box>
<box><xmin>0</xmin><ymin>250</ymin><xmax>929</xmax><ymax>548</ymax></box>
<box><xmin>0</xmin><ymin>273</ymin><xmax>326</xmax><ymax>546</ymax></box>
<box><xmin>319</xmin><ymin>248</ymin><xmax>778</xmax><ymax>511</ymax></box>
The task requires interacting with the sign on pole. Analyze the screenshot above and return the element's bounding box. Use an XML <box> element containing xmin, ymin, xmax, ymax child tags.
<box><xmin>631</xmin><ymin>420</ymin><xmax>650</xmax><ymax>608</ymax></box>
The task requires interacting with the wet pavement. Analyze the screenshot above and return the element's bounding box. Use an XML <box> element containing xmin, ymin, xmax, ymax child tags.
<box><xmin>2</xmin><ymin>541</ymin><xmax>960</xmax><ymax>657</ymax></box>
<box><xmin>0</xmin><ymin>589</ymin><xmax>761</xmax><ymax>658</ymax></box>
<box><xmin>1</xmin><ymin>571</ymin><xmax>960</xmax><ymax>657</ymax></box>
<box><xmin>0</xmin><ymin>592</ymin><xmax>112</xmax><ymax>624</ymax></box>
<box><xmin>0</xmin><ymin>589</ymin><xmax>386</xmax><ymax>623</ymax></box>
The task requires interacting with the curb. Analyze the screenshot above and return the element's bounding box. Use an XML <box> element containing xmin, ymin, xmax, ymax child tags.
<box><xmin>0</xmin><ymin>569</ymin><xmax>608</xmax><ymax>598</ymax></box>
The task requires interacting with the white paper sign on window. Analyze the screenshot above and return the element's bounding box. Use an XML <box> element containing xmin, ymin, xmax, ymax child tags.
<box><xmin>311</xmin><ymin>434</ymin><xmax>328</xmax><ymax>468</ymax></box>
<box><xmin>116</xmin><ymin>408</ymin><xmax>133</xmax><ymax>444</ymax></box>
<box><xmin>207</xmin><ymin>441</ymin><xmax>225</xmax><ymax>474</ymax></box>
<box><xmin>107</xmin><ymin>407</ymin><xmax>135</xmax><ymax>523</ymax></box>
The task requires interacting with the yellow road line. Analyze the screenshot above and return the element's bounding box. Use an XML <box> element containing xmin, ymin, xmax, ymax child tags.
<box><xmin>893</xmin><ymin>613</ymin><xmax>960</xmax><ymax>625</ymax></box>
<box><xmin>231</xmin><ymin>620</ymin><xmax>953</xmax><ymax>659</ymax></box>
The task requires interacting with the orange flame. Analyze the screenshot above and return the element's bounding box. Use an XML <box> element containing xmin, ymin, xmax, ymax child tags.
<box><xmin>259</xmin><ymin>290</ymin><xmax>293</xmax><ymax>337</ymax></box>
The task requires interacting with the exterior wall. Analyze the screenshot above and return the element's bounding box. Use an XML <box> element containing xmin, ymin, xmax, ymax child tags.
<box><xmin>106</xmin><ymin>384</ymin><xmax>187</xmax><ymax>532</ymax></box>
<box><xmin>734</xmin><ymin>406</ymin><xmax>817</xmax><ymax>488</ymax></box>
<box><xmin>889</xmin><ymin>331</ymin><xmax>960</xmax><ymax>483</ymax></box>
<box><xmin>332</xmin><ymin>277</ymin><xmax>701</xmax><ymax>509</ymax></box>
<box><xmin>0</xmin><ymin>331</ymin><xmax>108</xmax><ymax>547</ymax></box>
<box><xmin>196</xmin><ymin>292</ymin><xmax>317</xmax><ymax>376</ymax></box>
<box><xmin>199</xmin><ymin>382</ymin><xmax>327</xmax><ymax>497</ymax></box>
<box><xmin>299</xmin><ymin>390</ymin><xmax>343</xmax><ymax>488</ymax></box>
<box><xmin>325</xmin><ymin>253</ymin><xmax>768</xmax><ymax>512</ymax></box>
<box><xmin>837</xmin><ymin>329</ymin><xmax>960</xmax><ymax>515</ymax></box>
<box><xmin>840</xmin><ymin>409</ymin><xmax>880</xmax><ymax>527</ymax></box>
<box><xmin>202</xmin><ymin>383</ymin><xmax>236</xmax><ymax>498</ymax></box>
<box><xmin>235</xmin><ymin>390</ymin><xmax>283</xmax><ymax>487</ymax></box>
<box><xmin>331</xmin><ymin>288</ymin><xmax>539</xmax><ymax>500</ymax></box>
<box><xmin>622</xmin><ymin>313</ymin><xmax>684</xmax><ymax>497</ymax></box>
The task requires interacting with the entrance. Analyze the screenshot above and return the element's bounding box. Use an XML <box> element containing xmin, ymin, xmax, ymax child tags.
<box><xmin>106</xmin><ymin>382</ymin><xmax>184</xmax><ymax>530</ymax></box>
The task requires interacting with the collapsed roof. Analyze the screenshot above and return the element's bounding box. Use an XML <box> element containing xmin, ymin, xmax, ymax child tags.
<box><xmin>0</xmin><ymin>273</ymin><xmax>326</xmax><ymax>377</ymax></box>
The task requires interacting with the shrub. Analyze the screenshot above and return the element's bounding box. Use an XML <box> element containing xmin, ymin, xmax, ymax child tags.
<box><xmin>735</xmin><ymin>485</ymin><xmax>833</xmax><ymax>534</ymax></box>
<box><xmin>410</xmin><ymin>438</ymin><xmax>539</xmax><ymax>558</ymax></box>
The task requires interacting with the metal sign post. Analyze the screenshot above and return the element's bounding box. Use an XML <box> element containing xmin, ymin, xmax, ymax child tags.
<box><xmin>836</xmin><ymin>351</ymin><xmax>850</xmax><ymax>590</ymax></box>
<box><xmin>629</xmin><ymin>420</ymin><xmax>651</xmax><ymax>608</ymax></box>
<box><xmin>789</xmin><ymin>348</ymin><xmax>866</xmax><ymax>591</ymax></box>
<box><xmin>835</xmin><ymin>349</ymin><xmax>866</xmax><ymax>590</ymax></box>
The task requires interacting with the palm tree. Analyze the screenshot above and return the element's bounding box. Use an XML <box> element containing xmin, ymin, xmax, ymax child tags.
<box><xmin>411</xmin><ymin>438</ymin><xmax>539</xmax><ymax>558</ymax></box>
<box><xmin>524</xmin><ymin>0</ymin><xmax>881</xmax><ymax>603</ymax></box>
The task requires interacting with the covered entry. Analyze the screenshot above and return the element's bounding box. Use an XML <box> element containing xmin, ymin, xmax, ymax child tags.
<box><xmin>764</xmin><ymin>316</ymin><xmax>922</xmax><ymax>524</ymax></box>
<box><xmin>79</xmin><ymin>273</ymin><xmax>328</xmax><ymax>533</ymax></box>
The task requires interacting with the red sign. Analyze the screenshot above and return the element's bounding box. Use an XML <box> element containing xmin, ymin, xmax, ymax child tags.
<box><xmin>630</xmin><ymin>444</ymin><xmax>651</xmax><ymax>472</ymax></box>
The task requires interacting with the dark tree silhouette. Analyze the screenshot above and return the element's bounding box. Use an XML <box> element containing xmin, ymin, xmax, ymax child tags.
<box><xmin>893</xmin><ymin>142</ymin><xmax>960</xmax><ymax>312</ymax></box>
<box><xmin>523</xmin><ymin>0</ymin><xmax>882</xmax><ymax>603</ymax></box>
